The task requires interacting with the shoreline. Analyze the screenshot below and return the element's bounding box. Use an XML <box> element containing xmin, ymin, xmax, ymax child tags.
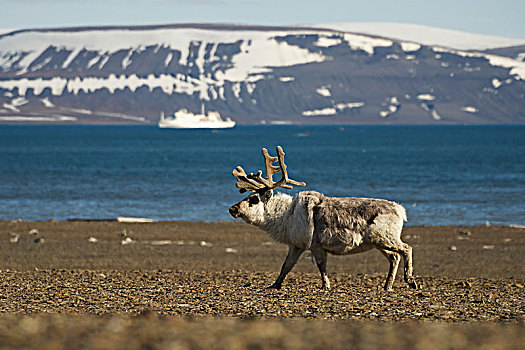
<box><xmin>1</xmin><ymin>221</ymin><xmax>524</xmax><ymax>276</ymax></box>
<box><xmin>1</xmin><ymin>220</ymin><xmax>523</xmax><ymax>347</ymax></box>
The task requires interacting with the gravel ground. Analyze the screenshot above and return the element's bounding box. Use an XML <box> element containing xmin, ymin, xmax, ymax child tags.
<box><xmin>0</xmin><ymin>269</ymin><xmax>523</xmax><ymax>322</ymax></box>
<box><xmin>0</xmin><ymin>220</ymin><xmax>524</xmax><ymax>349</ymax></box>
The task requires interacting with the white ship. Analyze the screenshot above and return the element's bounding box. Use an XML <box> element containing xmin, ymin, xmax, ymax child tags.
<box><xmin>158</xmin><ymin>105</ymin><xmax>236</xmax><ymax>129</ymax></box>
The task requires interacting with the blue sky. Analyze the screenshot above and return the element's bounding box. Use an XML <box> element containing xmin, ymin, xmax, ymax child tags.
<box><xmin>1</xmin><ymin>0</ymin><xmax>524</xmax><ymax>38</ymax></box>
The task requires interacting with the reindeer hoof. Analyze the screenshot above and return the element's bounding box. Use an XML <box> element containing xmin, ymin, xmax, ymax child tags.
<box><xmin>267</xmin><ymin>284</ymin><xmax>282</xmax><ymax>290</ymax></box>
<box><xmin>407</xmin><ymin>279</ymin><xmax>418</xmax><ymax>289</ymax></box>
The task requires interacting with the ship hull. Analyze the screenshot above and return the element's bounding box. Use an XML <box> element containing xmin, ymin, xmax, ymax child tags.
<box><xmin>158</xmin><ymin>120</ymin><xmax>236</xmax><ymax>129</ymax></box>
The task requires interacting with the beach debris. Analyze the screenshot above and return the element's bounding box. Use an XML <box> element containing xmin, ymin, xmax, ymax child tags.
<box><xmin>449</xmin><ymin>245</ymin><xmax>457</xmax><ymax>251</ymax></box>
<box><xmin>225</xmin><ymin>248</ymin><xmax>238</xmax><ymax>253</ymax></box>
<box><xmin>144</xmin><ymin>240</ymin><xmax>173</xmax><ymax>246</ymax></box>
<box><xmin>88</xmin><ymin>237</ymin><xmax>98</xmax><ymax>243</ymax></box>
<box><xmin>117</xmin><ymin>217</ymin><xmax>154</xmax><ymax>223</ymax></box>
<box><xmin>482</xmin><ymin>245</ymin><xmax>495</xmax><ymax>250</ymax></box>
<box><xmin>33</xmin><ymin>237</ymin><xmax>45</xmax><ymax>244</ymax></box>
<box><xmin>120</xmin><ymin>237</ymin><xmax>134</xmax><ymax>245</ymax></box>
<box><xmin>509</xmin><ymin>224</ymin><xmax>525</xmax><ymax>229</ymax></box>
<box><xmin>9</xmin><ymin>233</ymin><xmax>19</xmax><ymax>244</ymax></box>
<box><xmin>503</xmin><ymin>238</ymin><xmax>512</xmax><ymax>243</ymax></box>
<box><xmin>29</xmin><ymin>228</ymin><xmax>39</xmax><ymax>235</ymax></box>
<box><xmin>513</xmin><ymin>283</ymin><xmax>524</xmax><ymax>288</ymax></box>
<box><xmin>199</xmin><ymin>241</ymin><xmax>213</xmax><ymax>247</ymax></box>
<box><xmin>485</xmin><ymin>220</ymin><xmax>491</xmax><ymax>227</ymax></box>
<box><xmin>459</xmin><ymin>230</ymin><xmax>472</xmax><ymax>236</ymax></box>
<box><xmin>120</xmin><ymin>229</ymin><xmax>127</xmax><ymax>238</ymax></box>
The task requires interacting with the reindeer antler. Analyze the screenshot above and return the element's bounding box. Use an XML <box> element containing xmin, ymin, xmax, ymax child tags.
<box><xmin>233</xmin><ymin>146</ymin><xmax>306</xmax><ymax>193</ymax></box>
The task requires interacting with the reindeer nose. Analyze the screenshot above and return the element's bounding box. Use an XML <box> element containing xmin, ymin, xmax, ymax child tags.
<box><xmin>229</xmin><ymin>204</ymin><xmax>240</xmax><ymax>218</ymax></box>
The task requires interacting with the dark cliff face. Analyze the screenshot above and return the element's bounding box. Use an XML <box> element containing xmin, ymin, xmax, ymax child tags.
<box><xmin>0</xmin><ymin>25</ymin><xmax>524</xmax><ymax>124</ymax></box>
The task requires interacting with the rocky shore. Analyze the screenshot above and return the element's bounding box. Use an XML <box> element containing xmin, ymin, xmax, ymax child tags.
<box><xmin>0</xmin><ymin>220</ymin><xmax>523</xmax><ymax>349</ymax></box>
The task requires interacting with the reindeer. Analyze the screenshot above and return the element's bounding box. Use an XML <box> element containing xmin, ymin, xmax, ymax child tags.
<box><xmin>229</xmin><ymin>146</ymin><xmax>418</xmax><ymax>291</ymax></box>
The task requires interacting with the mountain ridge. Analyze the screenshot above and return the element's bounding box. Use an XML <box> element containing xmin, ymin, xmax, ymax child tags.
<box><xmin>0</xmin><ymin>23</ymin><xmax>524</xmax><ymax>125</ymax></box>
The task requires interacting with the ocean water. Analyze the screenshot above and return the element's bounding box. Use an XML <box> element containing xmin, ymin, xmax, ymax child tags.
<box><xmin>0</xmin><ymin>125</ymin><xmax>523</xmax><ymax>226</ymax></box>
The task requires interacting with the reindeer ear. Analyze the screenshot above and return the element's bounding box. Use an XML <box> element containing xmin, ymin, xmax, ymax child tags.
<box><xmin>263</xmin><ymin>189</ymin><xmax>274</xmax><ymax>202</ymax></box>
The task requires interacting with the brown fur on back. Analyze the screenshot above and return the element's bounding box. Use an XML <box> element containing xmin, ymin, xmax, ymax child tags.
<box><xmin>313</xmin><ymin>197</ymin><xmax>401</xmax><ymax>248</ymax></box>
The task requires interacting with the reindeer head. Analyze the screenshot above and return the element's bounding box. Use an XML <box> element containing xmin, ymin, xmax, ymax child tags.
<box><xmin>229</xmin><ymin>146</ymin><xmax>306</xmax><ymax>223</ymax></box>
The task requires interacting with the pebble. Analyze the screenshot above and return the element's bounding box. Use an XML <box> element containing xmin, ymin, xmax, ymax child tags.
<box><xmin>120</xmin><ymin>237</ymin><xmax>134</xmax><ymax>245</ymax></box>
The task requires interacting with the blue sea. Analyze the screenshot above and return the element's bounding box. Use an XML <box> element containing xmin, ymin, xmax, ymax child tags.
<box><xmin>0</xmin><ymin>125</ymin><xmax>523</xmax><ymax>226</ymax></box>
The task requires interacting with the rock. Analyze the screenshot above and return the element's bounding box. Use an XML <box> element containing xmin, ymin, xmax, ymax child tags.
<box><xmin>9</xmin><ymin>233</ymin><xmax>19</xmax><ymax>244</ymax></box>
<box><xmin>120</xmin><ymin>237</ymin><xmax>134</xmax><ymax>245</ymax></box>
<box><xmin>455</xmin><ymin>281</ymin><xmax>472</xmax><ymax>288</ymax></box>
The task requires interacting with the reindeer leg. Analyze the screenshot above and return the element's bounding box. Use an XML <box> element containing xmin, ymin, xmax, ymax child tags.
<box><xmin>399</xmin><ymin>242</ymin><xmax>418</xmax><ymax>289</ymax></box>
<box><xmin>311</xmin><ymin>246</ymin><xmax>330</xmax><ymax>290</ymax></box>
<box><xmin>378</xmin><ymin>248</ymin><xmax>401</xmax><ymax>291</ymax></box>
<box><xmin>267</xmin><ymin>245</ymin><xmax>304</xmax><ymax>290</ymax></box>
<box><xmin>375</xmin><ymin>240</ymin><xmax>417</xmax><ymax>289</ymax></box>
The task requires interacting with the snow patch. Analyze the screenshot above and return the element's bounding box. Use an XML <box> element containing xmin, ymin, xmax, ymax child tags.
<box><xmin>11</xmin><ymin>97</ymin><xmax>28</xmax><ymax>107</ymax></box>
<box><xmin>316</xmin><ymin>23</ymin><xmax>525</xmax><ymax>50</ymax></box>
<box><xmin>302</xmin><ymin>107</ymin><xmax>337</xmax><ymax>116</ymax></box>
<box><xmin>431</xmin><ymin>110</ymin><xmax>441</xmax><ymax>120</ymax></box>
<box><xmin>315</xmin><ymin>36</ymin><xmax>342</xmax><ymax>47</ymax></box>
<box><xmin>492</xmin><ymin>78</ymin><xmax>502</xmax><ymax>88</ymax></box>
<box><xmin>279</xmin><ymin>77</ymin><xmax>294</xmax><ymax>82</ymax></box>
<box><xmin>401</xmin><ymin>42</ymin><xmax>421</xmax><ymax>52</ymax></box>
<box><xmin>62</xmin><ymin>47</ymin><xmax>82</xmax><ymax>69</ymax></box>
<box><xmin>2</xmin><ymin>103</ymin><xmax>19</xmax><ymax>112</ymax></box>
<box><xmin>417</xmin><ymin>94</ymin><xmax>435</xmax><ymax>101</ymax></box>
<box><xmin>342</xmin><ymin>33</ymin><xmax>392</xmax><ymax>55</ymax></box>
<box><xmin>0</xmin><ymin>28</ymin><xmax>326</xmax><ymax>83</ymax></box>
<box><xmin>164</xmin><ymin>52</ymin><xmax>173</xmax><ymax>67</ymax></box>
<box><xmin>461</xmin><ymin>106</ymin><xmax>478</xmax><ymax>113</ymax></box>
<box><xmin>336</xmin><ymin>102</ymin><xmax>365</xmax><ymax>109</ymax></box>
<box><xmin>380</xmin><ymin>96</ymin><xmax>400</xmax><ymax>118</ymax></box>
<box><xmin>316</xmin><ymin>86</ymin><xmax>331</xmax><ymax>97</ymax></box>
<box><xmin>432</xmin><ymin>47</ymin><xmax>525</xmax><ymax>80</ymax></box>
<box><xmin>40</xmin><ymin>97</ymin><xmax>54</xmax><ymax>107</ymax></box>
<box><xmin>0</xmin><ymin>73</ymin><xmax>237</xmax><ymax>101</ymax></box>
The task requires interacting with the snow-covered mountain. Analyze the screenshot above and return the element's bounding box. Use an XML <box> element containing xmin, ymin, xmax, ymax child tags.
<box><xmin>0</xmin><ymin>23</ymin><xmax>524</xmax><ymax>124</ymax></box>
<box><xmin>314</xmin><ymin>23</ymin><xmax>525</xmax><ymax>50</ymax></box>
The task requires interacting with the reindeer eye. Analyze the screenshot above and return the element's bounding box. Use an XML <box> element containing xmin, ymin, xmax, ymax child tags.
<box><xmin>248</xmin><ymin>195</ymin><xmax>260</xmax><ymax>206</ymax></box>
